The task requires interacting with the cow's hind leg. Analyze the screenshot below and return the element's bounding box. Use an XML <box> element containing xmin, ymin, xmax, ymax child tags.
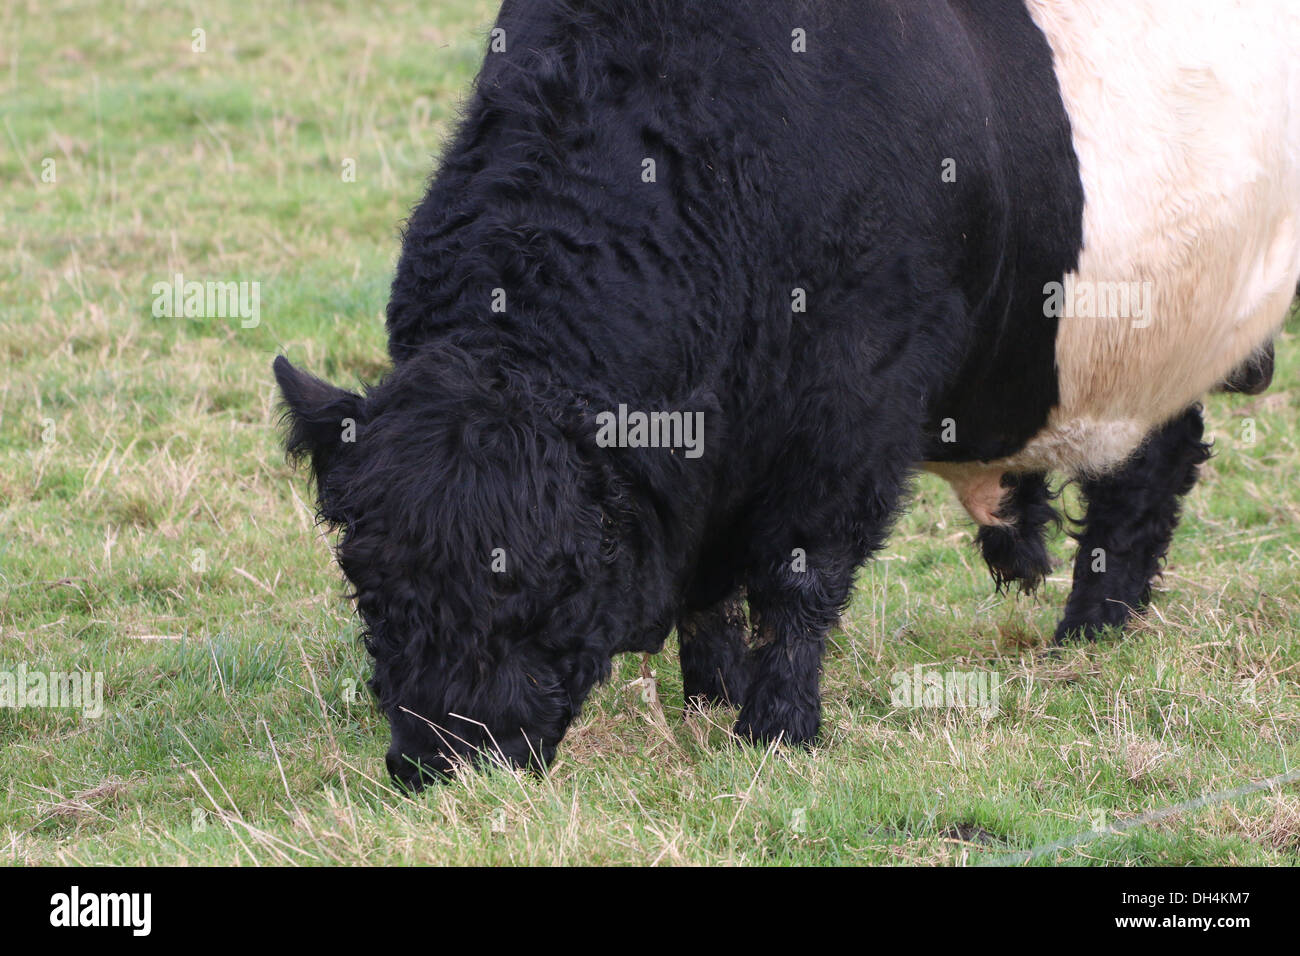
<box><xmin>678</xmin><ymin>588</ymin><xmax>750</xmax><ymax>708</ymax></box>
<box><xmin>1056</xmin><ymin>405</ymin><xmax>1212</xmax><ymax>642</ymax></box>
<box><xmin>976</xmin><ymin>472</ymin><xmax>1058</xmax><ymax>594</ymax></box>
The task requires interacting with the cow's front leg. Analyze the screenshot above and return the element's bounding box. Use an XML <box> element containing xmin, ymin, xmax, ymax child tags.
<box><xmin>733</xmin><ymin>551</ymin><xmax>856</xmax><ymax>747</ymax></box>
<box><xmin>1056</xmin><ymin>405</ymin><xmax>1212</xmax><ymax>642</ymax></box>
<box><xmin>678</xmin><ymin>588</ymin><xmax>750</xmax><ymax>708</ymax></box>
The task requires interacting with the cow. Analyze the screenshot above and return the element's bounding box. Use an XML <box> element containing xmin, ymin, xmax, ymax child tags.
<box><xmin>274</xmin><ymin>0</ymin><xmax>1300</xmax><ymax>787</ymax></box>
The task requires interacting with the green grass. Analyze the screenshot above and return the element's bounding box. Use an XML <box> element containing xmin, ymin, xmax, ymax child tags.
<box><xmin>3</xmin><ymin>0</ymin><xmax>1299</xmax><ymax>866</ymax></box>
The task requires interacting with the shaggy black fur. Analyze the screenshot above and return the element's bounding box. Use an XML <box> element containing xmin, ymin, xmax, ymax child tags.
<box><xmin>976</xmin><ymin>472</ymin><xmax>1059</xmax><ymax>594</ymax></box>
<box><xmin>983</xmin><ymin>353</ymin><xmax>1273</xmax><ymax>634</ymax></box>
<box><xmin>277</xmin><ymin>0</ymin><xmax>1090</xmax><ymax>784</ymax></box>
<box><xmin>677</xmin><ymin>589</ymin><xmax>749</xmax><ymax>708</ymax></box>
<box><xmin>1055</xmin><ymin>406</ymin><xmax>1214</xmax><ymax>642</ymax></box>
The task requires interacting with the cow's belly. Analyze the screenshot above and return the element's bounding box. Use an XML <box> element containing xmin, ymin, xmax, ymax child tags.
<box><xmin>928</xmin><ymin>0</ymin><xmax>1300</xmax><ymax>523</ymax></box>
<box><xmin>1017</xmin><ymin>0</ymin><xmax>1300</xmax><ymax>476</ymax></box>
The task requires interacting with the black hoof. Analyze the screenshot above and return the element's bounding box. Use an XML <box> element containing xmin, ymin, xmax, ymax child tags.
<box><xmin>734</xmin><ymin>703</ymin><xmax>820</xmax><ymax>748</ymax></box>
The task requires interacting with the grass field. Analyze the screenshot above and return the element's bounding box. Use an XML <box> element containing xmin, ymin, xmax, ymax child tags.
<box><xmin>3</xmin><ymin>0</ymin><xmax>1299</xmax><ymax>866</ymax></box>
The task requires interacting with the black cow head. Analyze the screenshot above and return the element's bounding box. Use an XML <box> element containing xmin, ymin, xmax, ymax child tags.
<box><xmin>273</xmin><ymin>352</ymin><xmax>629</xmax><ymax>789</ymax></box>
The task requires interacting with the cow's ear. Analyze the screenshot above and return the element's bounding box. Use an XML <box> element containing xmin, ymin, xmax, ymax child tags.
<box><xmin>273</xmin><ymin>356</ymin><xmax>364</xmax><ymax>465</ymax></box>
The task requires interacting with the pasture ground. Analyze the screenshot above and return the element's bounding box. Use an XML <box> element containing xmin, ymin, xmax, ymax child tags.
<box><xmin>2</xmin><ymin>0</ymin><xmax>1298</xmax><ymax>865</ymax></box>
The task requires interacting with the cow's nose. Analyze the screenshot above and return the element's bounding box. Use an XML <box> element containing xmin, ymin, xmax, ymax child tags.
<box><xmin>386</xmin><ymin>748</ymin><xmax>452</xmax><ymax>790</ymax></box>
<box><xmin>386</xmin><ymin>749</ymin><xmax>424</xmax><ymax>791</ymax></box>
